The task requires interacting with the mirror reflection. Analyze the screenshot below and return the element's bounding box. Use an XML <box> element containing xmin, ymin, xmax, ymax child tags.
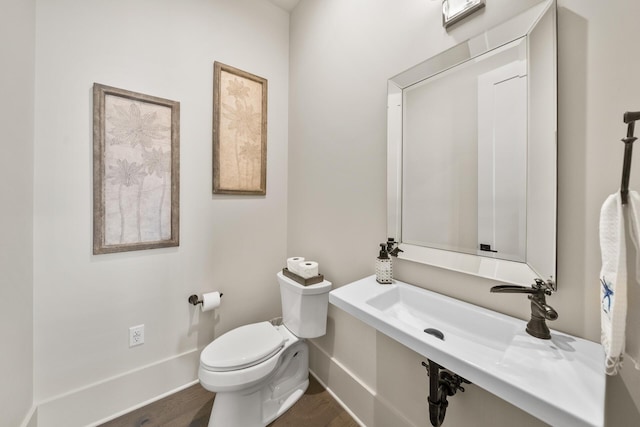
<box><xmin>403</xmin><ymin>38</ymin><xmax>527</xmax><ymax>262</ymax></box>
<box><xmin>388</xmin><ymin>0</ymin><xmax>556</xmax><ymax>286</ymax></box>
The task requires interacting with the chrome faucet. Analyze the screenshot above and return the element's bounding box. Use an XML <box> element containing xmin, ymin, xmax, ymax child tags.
<box><xmin>490</xmin><ymin>278</ymin><xmax>558</xmax><ymax>339</ymax></box>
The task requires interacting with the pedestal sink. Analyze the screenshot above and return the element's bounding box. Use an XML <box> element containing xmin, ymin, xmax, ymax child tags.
<box><xmin>329</xmin><ymin>275</ymin><xmax>605</xmax><ymax>427</ymax></box>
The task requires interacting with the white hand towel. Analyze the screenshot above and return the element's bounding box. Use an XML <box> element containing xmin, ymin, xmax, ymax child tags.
<box><xmin>599</xmin><ymin>192</ymin><xmax>627</xmax><ymax>375</ymax></box>
<box><xmin>625</xmin><ymin>191</ymin><xmax>640</xmax><ymax>370</ymax></box>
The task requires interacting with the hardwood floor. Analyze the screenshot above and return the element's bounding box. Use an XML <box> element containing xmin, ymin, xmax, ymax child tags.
<box><xmin>98</xmin><ymin>383</ymin><xmax>213</xmax><ymax>427</ymax></box>
<box><xmin>267</xmin><ymin>376</ymin><xmax>359</xmax><ymax>427</ymax></box>
<box><xmin>99</xmin><ymin>374</ymin><xmax>359</xmax><ymax>427</ymax></box>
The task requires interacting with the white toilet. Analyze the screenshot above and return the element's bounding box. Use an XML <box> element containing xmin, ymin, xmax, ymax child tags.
<box><xmin>198</xmin><ymin>271</ymin><xmax>332</xmax><ymax>427</ymax></box>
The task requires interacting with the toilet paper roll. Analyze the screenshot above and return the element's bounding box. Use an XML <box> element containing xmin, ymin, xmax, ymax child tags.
<box><xmin>297</xmin><ymin>261</ymin><xmax>319</xmax><ymax>279</ymax></box>
<box><xmin>287</xmin><ymin>257</ymin><xmax>305</xmax><ymax>274</ymax></box>
<box><xmin>201</xmin><ymin>291</ymin><xmax>222</xmax><ymax>312</ymax></box>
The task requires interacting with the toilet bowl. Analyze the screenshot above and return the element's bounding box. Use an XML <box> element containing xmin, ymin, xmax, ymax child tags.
<box><xmin>198</xmin><ymin>271</ymin><xmax>331</xmax><ymax>427</ymax></box>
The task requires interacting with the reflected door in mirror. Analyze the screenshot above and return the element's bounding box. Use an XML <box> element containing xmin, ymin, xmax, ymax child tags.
<box><xmin>402</xmin><ymin>39</ymin><xmax>527</xmax><ymax>262</ymax></box>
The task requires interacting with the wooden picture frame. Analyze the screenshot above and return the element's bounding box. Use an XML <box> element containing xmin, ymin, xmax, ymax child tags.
<box><xmin>213</xmin><ymin>62</ymin><xmax>267</xmax><ymax>195</ymax></box>
<box><xmin>93</xmin><ymin>83</ymin><xmax>180</xmax><ymax>254</ymax></box>
<box><xmin>443</xmin><ymin>0</ymin><xmax>485</xmax><ymax>28</ymax></box>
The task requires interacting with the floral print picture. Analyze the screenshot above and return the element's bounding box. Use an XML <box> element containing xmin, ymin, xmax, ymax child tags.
<box><xmin>93</xmin><ymin>84</ymin><xmax>180</xmax><ymax>254</ymax></box>
<box><xmin>213</xmin><ymin>62</ymin><xmax>267</xmax><ymax>195</ymax></box>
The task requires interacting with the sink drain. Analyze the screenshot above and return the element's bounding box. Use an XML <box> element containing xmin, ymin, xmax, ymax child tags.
<box><xmin>424</xmin><ymin>328</ymin><xmax>445</xmax><ymax>340</ymax></box>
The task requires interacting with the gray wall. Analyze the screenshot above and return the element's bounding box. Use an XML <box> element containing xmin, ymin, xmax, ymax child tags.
<box><xmin>4</xmin><ymin>0</ymin><xmax>640</xmax><ymax>425</ymax></box>
<box><xmin>32</xmin><ymin>0</ymin><xmax>289</xmax><ymax>412</ymax></box>
<box><xmin>0</xmin><ymin>0</ymin><xmax>35</xmax><ymax>426</ymax></box>
<box><xmin>289</xmin><ymin>0</ymin><xmax>640</xmax><ymax>425</ymax></box>
<box><xmin>1</xmin><ymin>0</ymin><xmax>290</xmax><ymax>424</ymax></box>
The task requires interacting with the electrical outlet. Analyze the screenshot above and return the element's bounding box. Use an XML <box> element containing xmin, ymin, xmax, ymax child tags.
<box><xmin>129</xmin><ymin>324</ymin><xmax>144</xmax><ymax>347</ymax></box>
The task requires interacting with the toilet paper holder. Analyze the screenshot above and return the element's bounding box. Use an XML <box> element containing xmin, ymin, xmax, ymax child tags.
<box><xmin>188</xmin><ymin>293</ymin><xmax>223</xmax><ymax>307</ymax></box>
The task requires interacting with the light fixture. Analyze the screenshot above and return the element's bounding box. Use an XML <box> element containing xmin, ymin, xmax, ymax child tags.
<box><xmin>442</xmin><ymin>0</ymin><xmax>485</xmax><ymax>28</ymax></box>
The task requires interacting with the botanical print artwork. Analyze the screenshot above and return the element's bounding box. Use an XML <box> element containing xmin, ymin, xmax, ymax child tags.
<box><xmin>213</xmin><ymin>62</ymin><xmax>267</xmax><ymax>195</ymax></box>
<box><xmin>219</xmin><ymin>70</ymin><xmax>263</xmax><ymax>191</ymax></box>
<box><xmin>93</xmin><ymin>83</ymin><xmax>179</xmax><ymax>254</ymax></box>
<box><xmin>103</xmin><ymin>95</ymin><xmax>172</xmax><ymax>245</ymax></box>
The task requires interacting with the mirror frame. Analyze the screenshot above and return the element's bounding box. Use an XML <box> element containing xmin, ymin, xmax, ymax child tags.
<box><xmin>387</xmin><ymin>0</ymin><xmax>557</xmax><ymax>287</ymax></box>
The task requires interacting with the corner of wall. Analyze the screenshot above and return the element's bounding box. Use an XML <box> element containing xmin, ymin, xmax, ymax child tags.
<box><xmin>20</xmin><ymin>406</ymin><xmax>38</xmax><ymax>427</ymax></box>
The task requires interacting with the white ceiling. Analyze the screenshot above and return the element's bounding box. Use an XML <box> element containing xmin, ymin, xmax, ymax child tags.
<box><xmin>267</xmin><ymin>0</ymin><xmax>301</xmax><ymax>12</ymax></box>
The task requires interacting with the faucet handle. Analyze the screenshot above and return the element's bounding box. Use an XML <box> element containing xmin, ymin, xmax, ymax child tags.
<box><xmin>533</xmin><ymin>278</ymin><xmax>555</xmax><ymax>295</ymax></box>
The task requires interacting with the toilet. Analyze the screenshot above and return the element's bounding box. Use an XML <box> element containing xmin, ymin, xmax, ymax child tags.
<box><xmin>198</xmin><ymin>271</ymin><xmax>332</xmax><ymax>427</ymax></box>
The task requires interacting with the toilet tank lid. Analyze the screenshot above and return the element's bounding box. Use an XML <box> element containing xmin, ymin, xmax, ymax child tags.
<box><xmin>201</xmin><ymin>321</ymin><xmax>284</xmax><ymax>371</ymax></box>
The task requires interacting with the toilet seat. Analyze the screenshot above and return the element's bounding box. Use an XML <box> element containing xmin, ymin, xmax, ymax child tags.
<box><xmin>201</xmin><ymin>321</ymin><xmax>285</xmax><ymax>372</ymax></box>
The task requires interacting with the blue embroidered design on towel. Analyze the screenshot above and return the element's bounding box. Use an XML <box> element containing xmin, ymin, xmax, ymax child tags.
<box><xmin>601</xmin><ymin>276</ymin><xmax>614</xmax><ymax>314</ymax></box>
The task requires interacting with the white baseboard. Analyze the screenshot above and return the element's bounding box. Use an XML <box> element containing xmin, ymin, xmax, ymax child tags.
<box><xmin>35</xmin><ymin>349</ymin><xmax>200</xmax><ymax>427</ymax></box>
<box><xmin>307</xmin><ymin>340</ymin><xmax>418</xmax><ymax>427</ymax></box>
<box><xmin>32</xmin><ymin>341</ymin><xmax>414</xmax><ymax>427</ymax></box>
<box><xmin>308</xmin><ymin>369</ymin><xmax>367</xmax><ymax>427</ymax></box>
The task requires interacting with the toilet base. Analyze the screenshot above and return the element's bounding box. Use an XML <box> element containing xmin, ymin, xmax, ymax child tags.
<box><xmin>207</xmin><ymin>340</ymin><xmax>309</xmax><ymax>427</ymax></box>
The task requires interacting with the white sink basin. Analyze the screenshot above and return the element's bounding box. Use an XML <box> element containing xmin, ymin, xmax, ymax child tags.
<box><xmin>330</xmin><ymin>276</ymin><xmax>605</xmax><ymax>427</ymax></box>
<box><xmin>366</xmin><ymin>283</ymin><xmax>519</xmax><ymax>354</ymax></box>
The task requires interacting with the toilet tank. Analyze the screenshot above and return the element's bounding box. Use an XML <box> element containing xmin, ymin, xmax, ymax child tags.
<box><xmin>277</xmin><ymin>271</ymin><xmax>332</xmax><ymax>338</ymax></box>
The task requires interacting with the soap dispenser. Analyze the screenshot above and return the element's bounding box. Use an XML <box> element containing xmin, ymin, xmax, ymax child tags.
<box><xmin>376</xmin><ymin>243</ymin><xmax>393</xmax><ymax>284</ymax></box>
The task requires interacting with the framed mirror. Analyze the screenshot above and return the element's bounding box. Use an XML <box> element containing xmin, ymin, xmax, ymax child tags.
<box><xmin>387</xmin><ymin>0</ymin><xmax>556</xmax><ymax>287</ymax></box>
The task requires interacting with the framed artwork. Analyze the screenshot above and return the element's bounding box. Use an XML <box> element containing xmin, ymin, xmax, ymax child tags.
<box><xmin>93</xmin><ymin>83</ymin><xmax>180</xmax><ymax>254</ymax></box>
<box><xmin>213</xmin><ymin>62</ymin><xmax>267</xmax><ymax>195</ymax></box>
<box><xmin>443</xmin><ymin>0</ymin><xmax>485</xmax><ymax>28</ymax></box>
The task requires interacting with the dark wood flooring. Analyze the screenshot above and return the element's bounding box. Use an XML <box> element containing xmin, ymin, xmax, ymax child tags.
<box><xmin>99</xmin><ymin>374</ymin><xmax>359</xmax><ymax>427</ymax></box>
